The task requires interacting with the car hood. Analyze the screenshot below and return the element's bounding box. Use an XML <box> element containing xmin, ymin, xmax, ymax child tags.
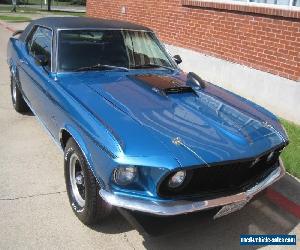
<box><xmin>57</xmin><ymin>70</ymin><xmax>287</xmax><ymax>167</ymax></box>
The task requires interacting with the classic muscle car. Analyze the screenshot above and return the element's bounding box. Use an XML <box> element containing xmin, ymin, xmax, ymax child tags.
<box><xmin>7</xmin><ymin>17</ymin><xmax>289</xmax><ymax>225</ymax></box>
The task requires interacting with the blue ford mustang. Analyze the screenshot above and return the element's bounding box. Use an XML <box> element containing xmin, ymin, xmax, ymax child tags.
<box><xmin>7</xmin><ymin>17</ymin><xmax>289</xmax><ymax>225</ymax></box>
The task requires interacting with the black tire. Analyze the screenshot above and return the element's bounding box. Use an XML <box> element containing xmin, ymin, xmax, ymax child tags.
<box><xmin>10</xmin><ymin>75</ymin><xmax>29</xmax><ymax>113</ymax></box>
<box><xmin>64</xmin><ymin>138</ymin><xmax>111</xmax><ymax>225</ymax></box>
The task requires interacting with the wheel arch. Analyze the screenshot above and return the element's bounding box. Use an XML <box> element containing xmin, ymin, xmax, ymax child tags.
<box><xmin>59</xmin><ymin>126</ymin><xmax>106</xmax><ymax>189</ymax></box>
<box><xmin>59</xmin><ymin>128</ymin><xmax>72</xmax><ymax>151</ymax></box>
<box><xmin>59</xmin><ymin>126</ymin><xmax>91</xmax><ymax>163</ymax></box>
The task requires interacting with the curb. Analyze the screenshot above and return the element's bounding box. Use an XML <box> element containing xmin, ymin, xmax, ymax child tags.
<box><xmin>0</xmin><ymin>20</ymin><xmax>299</xmax><ymax>220</ymax></box>
<box><xmin>266</xmin><ymin>188</ymin><xmax>300</xmax><ymax>219</ymax></box>
<box><xmin>0</xmin><ymin>20</ymin><xmax>17</xmax><ymax>33</ymax></box>
<box><xmin>266</xmin><ymin>173</ymin><xmax>300</xmax><ymax>219</ymax></box>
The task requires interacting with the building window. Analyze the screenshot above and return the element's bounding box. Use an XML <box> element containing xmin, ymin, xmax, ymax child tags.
<box><xmin>232</xmin><ymin>0</ymin><xmax>300</xmax><ymax>6</ymax></box>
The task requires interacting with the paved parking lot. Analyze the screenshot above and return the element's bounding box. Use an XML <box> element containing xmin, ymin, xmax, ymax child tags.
<box><xmin>0</xmin><ymin>21</ymin><xmax>299</xmax><ymax>250</ymax></box>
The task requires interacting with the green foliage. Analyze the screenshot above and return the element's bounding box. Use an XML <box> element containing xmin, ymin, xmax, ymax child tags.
<box><xmin>280</xmin><ymin>118</ymin><xmax>300</xmax><ymax>178</ymax></box>
<box><xmin>0</xmin><ymin>15</ymin><xmax>31</xmax><ymax>22</ymax></box>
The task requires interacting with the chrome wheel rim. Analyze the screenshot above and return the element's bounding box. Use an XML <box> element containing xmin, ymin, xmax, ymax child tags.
<box><xmin>69</xmin><ymin>153</ymin><xmax>85</xmax><ymax>208</ymax></box>
<box><xmin>12</xmin><ymin>78</ymin><xmax>17</xmax><ymax>104</ymax></box>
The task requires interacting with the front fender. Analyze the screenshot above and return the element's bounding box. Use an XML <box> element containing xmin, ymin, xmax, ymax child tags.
<box><xmin>61</xmin><ymin>125</ymin><xmax>91</xmax><ymax>161</ymax></box>
<box><xmin>60</xmin><ymin>125</ymin><xmax>106</xmax><ymax>188</ymax></box>
<box><xmin>60</xmin><ymin>123</ymin><xmax>123</xmax><ymax>190</ymax></box>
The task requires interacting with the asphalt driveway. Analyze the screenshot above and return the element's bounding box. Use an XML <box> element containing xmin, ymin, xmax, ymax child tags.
<box><xmin>0</xmin><ymin>21</ymin><xmax>299</xmax><ymax>250</ymax></box>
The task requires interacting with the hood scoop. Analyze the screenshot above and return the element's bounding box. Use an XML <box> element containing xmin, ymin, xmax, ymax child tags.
<box><xmin>129</xmin><ymin>74</ymin><xmax>196</xmax><ymax>96</ymax></box>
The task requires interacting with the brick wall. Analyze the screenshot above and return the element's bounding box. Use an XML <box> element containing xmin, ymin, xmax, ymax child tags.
<box><xmin>87</xmin><ymin>0</ymin><xmax>300</xmax><ymax>81</ymax></box>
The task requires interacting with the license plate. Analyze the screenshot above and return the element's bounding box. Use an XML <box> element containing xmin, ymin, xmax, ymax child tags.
<box><xmin>213</xmin><ymin>200</ymin><xmax>248</xmax><ymax>219</ymax></box>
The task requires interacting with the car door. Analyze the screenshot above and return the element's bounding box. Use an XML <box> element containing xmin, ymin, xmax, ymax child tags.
<box><xmin>17</xmin><ymin>26</ymin><xmax>56</xmax><ymax>135</ymax></box>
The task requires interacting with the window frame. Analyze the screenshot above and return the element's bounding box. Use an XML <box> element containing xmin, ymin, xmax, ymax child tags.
<box><xmin>188</xmin><ymin>0</ymin><xmax>300</xmax><ymax>9</ymax></box>
<box><xmin>246</xmin><ymin>0</ymin><xmax>297</xmax><ymax>7</ymax></box>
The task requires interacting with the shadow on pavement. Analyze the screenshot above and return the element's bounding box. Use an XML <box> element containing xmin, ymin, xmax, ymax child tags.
<box><xmin>88</xmin><ymin>209</ymin><xmax>134</xmax><ymax>234</ymax></box>
<box><xmin>101</xmin><ymin>196</ymin><xmax>298</xmax><ymax>250</ymax></box>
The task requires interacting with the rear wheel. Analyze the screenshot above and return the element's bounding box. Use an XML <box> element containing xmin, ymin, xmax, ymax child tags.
<box><xmin>64</xmin><ymin>138</ymin><xmax>111</xmax><ymax>225</ymax></box>
<box><xmin>10</xmin><ymin>75</ymin><xmax>29</xmax><ymax>113</ymax></box>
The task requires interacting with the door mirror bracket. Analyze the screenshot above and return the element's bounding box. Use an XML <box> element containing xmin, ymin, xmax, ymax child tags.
<box><xmin>173</xmin><ymin>55</ymin><xmax>182</xmax><ymax>65</ymax></box>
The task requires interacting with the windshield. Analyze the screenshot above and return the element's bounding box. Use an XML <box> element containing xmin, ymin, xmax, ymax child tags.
<box><xmin>57</xmin><ymin>29</ymin><xmax>176</xmax><ymax>72</ymax></box>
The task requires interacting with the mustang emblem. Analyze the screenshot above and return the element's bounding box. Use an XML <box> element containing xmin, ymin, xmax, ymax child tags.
<box><xmin>262</xmin><ymin>121</ymin><xmax>272</xmax><ymax>128</ymax></box>
<box><xmin>172</xmin><ymin>137</ymin><xmax>182</xmax><ymax>145</ymax></box>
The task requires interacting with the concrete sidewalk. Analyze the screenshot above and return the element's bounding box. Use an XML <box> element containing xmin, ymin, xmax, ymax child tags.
<box><xmin>0</xmin><ymin>20</ymin><xmax>299</xmax><ymax>249</ymax></box>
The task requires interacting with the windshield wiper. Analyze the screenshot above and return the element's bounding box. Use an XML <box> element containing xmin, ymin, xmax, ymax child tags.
<box><xmin>131</xmin><ymin>63</ymin><xmax>175</xmax><ymax>71</ymax></box>
<box><xmin>74</xmin><ymin>63</ymin><xmax>129</xmax><ymax>72</ymax></box>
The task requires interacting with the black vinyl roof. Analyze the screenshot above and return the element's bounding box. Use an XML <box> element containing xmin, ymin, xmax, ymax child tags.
<box><xmin>34</xmin><ymin>16</ymin><xmax>151</xmax><ymax>31</ymax></box>
<box><xmin>20</xmin><ymin>16</ymin><xmax>152</xmax><ymax>40</ymax></box>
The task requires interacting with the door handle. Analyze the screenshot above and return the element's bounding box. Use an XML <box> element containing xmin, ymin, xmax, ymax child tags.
<box><xmin>19</xmin><ymin>59</ymin><xmax>28</xmax><ymax>65</ymax></box>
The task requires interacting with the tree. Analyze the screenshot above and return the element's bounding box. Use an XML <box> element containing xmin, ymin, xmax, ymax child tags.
<box><xmin>47</xmin><ymin>0</ymin><xmax>51</xmax><ymax>11</ymax></box>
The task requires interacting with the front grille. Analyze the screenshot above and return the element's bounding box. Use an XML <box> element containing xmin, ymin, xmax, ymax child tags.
<box><xmin>158</xmin><ymin>147</ymin><xmax>283</xmax><ymax>200</ymax></box>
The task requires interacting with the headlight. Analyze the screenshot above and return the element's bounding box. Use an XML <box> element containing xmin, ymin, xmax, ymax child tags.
<box><xmin>113</xmin><ymin>166</ymin><xmax>137</xmax><ymax>185</ymax></box>
<box><xmin>168</xmin><ymin>170</ymin><xmax>186</xmax><ymax>188</ymax></box>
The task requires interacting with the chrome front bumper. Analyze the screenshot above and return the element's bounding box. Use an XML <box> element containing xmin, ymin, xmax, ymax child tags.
<box><xmin>99</xmin><ymin>158</ymin><xmax>285</xmax><ymax>216</ymax></box>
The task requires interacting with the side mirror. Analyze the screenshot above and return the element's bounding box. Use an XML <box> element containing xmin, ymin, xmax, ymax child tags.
<box><xmin>35</xmin><ymin>54</ymin><xmax>48</xmax><ymax>67</ymax></box>
<box><xmin>173</xmin><ymin>55</ymin><xmax>182</xmax><ymax>65</ymax></box>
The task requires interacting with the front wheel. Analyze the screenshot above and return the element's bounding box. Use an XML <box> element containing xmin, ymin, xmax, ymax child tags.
<box><xmin>64</xmin><ymin>138</ymin><xmax>111</xmax><ymax>225</ymax></box>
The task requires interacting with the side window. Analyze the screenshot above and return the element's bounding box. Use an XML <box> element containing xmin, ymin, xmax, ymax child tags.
<box><xmin>27</xmin><ymin>26</ymin><xmax>52</xmax><ymax>69</ymax></box>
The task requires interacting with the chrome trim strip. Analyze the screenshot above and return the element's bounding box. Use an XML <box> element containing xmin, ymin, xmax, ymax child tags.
<box><xmin>99</xmin><ymin>159</ymin><xmax>285</xmax><ymax>216</ymax></box>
